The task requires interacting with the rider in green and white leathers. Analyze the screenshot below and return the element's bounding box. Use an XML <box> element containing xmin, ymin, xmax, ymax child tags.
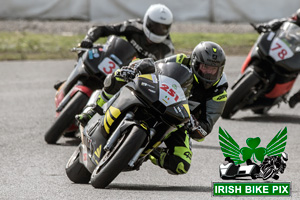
<box><xmin>77</xmin><ymin>41</ymin><xmax>228</xmax><ymax>174</ymax></box>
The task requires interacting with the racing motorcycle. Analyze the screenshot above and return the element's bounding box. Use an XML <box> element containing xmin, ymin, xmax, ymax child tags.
<box><xmin>65</xmin><ymin>62</ymin><xmax>193</xmax><ymax>188</ymax></box>
<box><xmin>221</xmin><ymin>21</ymin><xmax>300</xmax><ymax>119</ymax></box>
<box><xmin>44</xmin><ymin>36</ymin><xmax>137</xmax><ymax>144</ymax></box>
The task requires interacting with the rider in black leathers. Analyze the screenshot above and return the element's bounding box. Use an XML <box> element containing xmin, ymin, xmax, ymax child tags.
<box><xmin>257</xmin><ymin>152</ymin><xmax>288</xmax><ymax>180</ymax></box>
<box><xmin>54</xmin><ymin>4</ymin><xmax>174</xmax><ymax>91</ymax></box>
<box><xmin>77</xmin><ymin>41</ymin><xmax>228</xmax><ymax>174</ymax></box>
<box><xmin>80</xmin><ymin>4</ymin><xmax>174</xmax><ymax>60</ymax></box>
<box><xmin>255</xmin><ymin>9</ymin><xmax>300</xmax><ymax>108</ymax></box>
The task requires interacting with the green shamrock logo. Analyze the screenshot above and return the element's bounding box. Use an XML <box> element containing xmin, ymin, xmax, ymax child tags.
<box><xmin>219</xmin><ymin>127</ymin><xmax>287</xmax><ymax>165</ymax></box>
<box><xmin>240</xmin><ymin>137</ymin><xmax>266</xmax><ymax>162</ymax></box>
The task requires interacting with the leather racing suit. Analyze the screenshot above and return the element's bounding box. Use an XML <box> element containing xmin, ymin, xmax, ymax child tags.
<box><xmin>86</xmin><ymin>54</ymin><xmax>228</xmax><ymax>174</ymax></box>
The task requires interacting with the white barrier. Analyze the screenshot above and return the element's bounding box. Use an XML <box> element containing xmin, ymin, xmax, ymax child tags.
<box><xmin>0</xmin><ymin>0</ymin><xmax>299</xmax><ymax>23</ymax></box>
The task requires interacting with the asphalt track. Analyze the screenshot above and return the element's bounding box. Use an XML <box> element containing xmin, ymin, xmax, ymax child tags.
<box><xmin>0</xmin><ymin>57</ymin><xmax>299</xmax><ymax>200</ymax></box>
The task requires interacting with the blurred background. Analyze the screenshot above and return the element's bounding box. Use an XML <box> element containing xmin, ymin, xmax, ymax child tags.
<box><xmin>0</xmin><ymin>0</ymin><xmax>299</xmax><ymax>60</ymax></box>
<box><xmin>0</xmin><ymin>0</ymin><xmax>299</xmax><ymax>23</ymax></box>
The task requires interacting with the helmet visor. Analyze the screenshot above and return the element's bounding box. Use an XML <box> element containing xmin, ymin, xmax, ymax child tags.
<box><xmin>197</xmin><ymin>63</ymin><xmax>221</xmax><ymax>81</ymax></box>
<box><xmin>146</xmin><ymin>16</ymin><xmax>171</xmax><ymax>36</ymax></box>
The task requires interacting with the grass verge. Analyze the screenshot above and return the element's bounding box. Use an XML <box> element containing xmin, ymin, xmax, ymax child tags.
<box><xmin>0</xmin><ymin>32</ymin><xmax>258</xmax><ymax>60</ymax></box>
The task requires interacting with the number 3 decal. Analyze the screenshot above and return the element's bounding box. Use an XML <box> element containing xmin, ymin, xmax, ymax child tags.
<box><xmin>98</xmin><ymin>57</ymin><xmax>120</xmax><ymax>74</ymax></box>
<box><xmin>103</xmin><ymin>61</ymin><xmax>116</xmax><ymax>74</ymax></box>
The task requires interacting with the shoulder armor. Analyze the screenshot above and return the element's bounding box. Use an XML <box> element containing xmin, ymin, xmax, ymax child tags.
<box><xmin>120</xmin><ymin>18</ymin><xmax>143</xmax><ymax>32</ymax></box>
<box><xmin>216</xmin><ymin>72</ymin><xmax>228</xmax><ymax>88</ymax></box>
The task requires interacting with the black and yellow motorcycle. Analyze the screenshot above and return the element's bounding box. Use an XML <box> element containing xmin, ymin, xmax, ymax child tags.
<box><xmin>65</xmin><ymin>62</ymin><xmax>193</xmax><ymax>188</ymax></box>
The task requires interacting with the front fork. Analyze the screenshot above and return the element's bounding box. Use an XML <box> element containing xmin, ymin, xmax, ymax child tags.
<box><xmin>56</xmin><ymin>85</ymin><xmax>93</xmax><ymax>113</ymax></box>
<box><xmin>102</xmin><ymin>111</ymin><xmax>157</xmax><ymax>168</ymax></box>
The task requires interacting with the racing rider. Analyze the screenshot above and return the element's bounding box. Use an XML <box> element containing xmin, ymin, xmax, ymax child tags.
<box><xmin>77</xmin><ymin>41</ymin><xmax>228</xmax><ymax>175</ymax></box>
<box><xmin>80</xmin><ymin>3</ymin><xmax>174</xmax><ymax>60</ymax></box>
<box><xmin>54</xmin><ymin>4</ymin><xmax>174</xmax><ymax>89</ymax></box>
<box><xmin>254</xmin><ymin>9</ymin><xmax>300</xmax><ymax>108</ymax></box>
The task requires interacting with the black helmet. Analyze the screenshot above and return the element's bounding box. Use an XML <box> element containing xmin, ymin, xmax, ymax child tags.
<box><xmin>191</xmin><ymin>41</ymin><xmax>226</xmax><ymax>89</ymax></box>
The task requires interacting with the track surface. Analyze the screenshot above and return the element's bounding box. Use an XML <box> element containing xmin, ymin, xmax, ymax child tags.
<box><xmin>0</xmin><ymin>57</ymin><xmax>298</xmax><ymax>199</ymax></box>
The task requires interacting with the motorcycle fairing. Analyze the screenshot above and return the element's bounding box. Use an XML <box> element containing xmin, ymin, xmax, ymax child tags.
<box><xmin>134</xmin><ymin>74</ymin><xmax>190</xmax><ymax>124</ymax></box>
<box><xmin>102</xmin><ymin>85</ymin><xmax>147</xmax><ymax>135</ymax></box>
<box><xmin>264</xmin><ymin>79</ymin><xmax>296</xmax><ymax>98</ymax></box>
<box><xmin>158</xmin><ymin>75</ymin><xmax>186</xmax><ymax>106</ymax></box>
<box><xmin>83</xmin><ymin>36</ymin><xmax>137</xmax><ymax>75</ymax></box>
<box><xmin>79</xmin><ymin>114</ymin><xmax>108</xmax><ymax>171</ymax></box>
<box><xmin>259</xmin><ymin>22</ymin><xmax>300</xmax><ymax>73</ymax></box>
<box><xmin>56</xmin><ymin>58</ymin><xmax>87</xmax><ymax>98</ymax></box>
<box><xmin>55</xmin><ymin>85</ymin><xmax>93</xmax><ymax>113</ymax></box>
<box><xmin>219</xmin><ymin>162</ymin><xmax>260</xmax><ymax>179</ymax></box>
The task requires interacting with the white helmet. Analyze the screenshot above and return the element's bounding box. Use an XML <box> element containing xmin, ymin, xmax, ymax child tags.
<box><xmin>143</xmin><ymin>4</ymin><xmax>173</xmax><ymax>43</ymax></box>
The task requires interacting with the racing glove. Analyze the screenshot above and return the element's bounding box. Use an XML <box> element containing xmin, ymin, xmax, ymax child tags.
<box><xmin>255</xmin><ymin>24</ymin><xmax>270</xmax><ymax>34</ymax></box>
<box><xmin>116</xmin><ymin>66</ymin><xmax>137</xmax><ymax>81</ymax></box>
<box><xmin>269</xmin><ymin>20</ymin><xmax>283</xmax><ymax>31</ymax></box>
<box><xmin>185</xmin><ymin>115</ymin><xmax>208</xmax><ymax>141</ymax></box>
<box><xmin>80</xmin><ymin>38</ymin><xmax>93</xmax><ymax>48</ymax></box>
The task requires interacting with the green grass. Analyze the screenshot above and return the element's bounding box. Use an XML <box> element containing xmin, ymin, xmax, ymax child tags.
<box><xmin>0</xmin><ymin>31</ymin><xmax>258</xmax><ymax>60</ymax></box>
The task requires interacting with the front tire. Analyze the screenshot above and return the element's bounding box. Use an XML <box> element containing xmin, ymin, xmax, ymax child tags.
<box><xmin>45</xmin><ymin>92</ymin><xmax>89</xmax><ymax>144</ymax></box>
<box><xmin>221</xmin><ymin>71</ymin><xmax>261</xmax><ymax>119</ymax></box>
<box><xmin>91</xmin><ymin>126</ymin><xmax>147</xmax><ymax>188</ymax></box>
<box><xmin>262</xmin><ymin>167</ymin><xmax>275</xmax><ymax>180</ymax></box>
<box><xmin>66</xmin><ymin>146</ymin><xmax>91</xmax><ymax>183</ymax></box>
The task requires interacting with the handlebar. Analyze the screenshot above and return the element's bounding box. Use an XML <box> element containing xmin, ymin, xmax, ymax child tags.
<box><xmin>249</xmin><ymin>23</ymin><xmax>256</xmax><ymax>29</ymax></box>
<box><xmin>249</xmin><ymin>22</ymin><xmax>271</xmax><ymax>34</ymax></box>
<box><xmin>70</xmin><ymin>47</ymin><xmax>90</xmax><ymax>52</ymax></box>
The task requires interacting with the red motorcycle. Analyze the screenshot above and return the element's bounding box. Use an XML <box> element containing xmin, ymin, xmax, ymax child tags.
<box><xmin>45</xmin><ymin>36</ymin><xmax>137</xmax><ymax>144</ymax></box>
<box><xmin>222</xmin><ymin>22</ymin><xmax>300</xmax><ymax>119</ymax></box>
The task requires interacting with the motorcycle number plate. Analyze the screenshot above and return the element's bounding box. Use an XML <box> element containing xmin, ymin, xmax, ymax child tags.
<box><xmin>158</xmin><ymin>75</ymin><xmax>186</xmax><ymax>106</ymax></box>
<box><xmin>269</xmin><ymin>38</ymin><xmax>294</xmax><ymax>61</ymax></box>
<box><xmin>98</xmin><ymin>57</ymin><xmax>120</xmax><ymax>75</ymax></box>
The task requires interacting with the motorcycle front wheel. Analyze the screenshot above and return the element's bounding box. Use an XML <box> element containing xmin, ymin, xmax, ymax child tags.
<box><xmin>263</xmin><ymin>167</ymin><xmax>275</xmax><ymax>180</ymax></box>
<box><xmin>44</xmin><ymin>91</ymin><xmax>89</xmax><ymax>144</ymax></box>
<box><xmin>91</xmin><ymin>125</ymin><xmax>147</xmax><ymax>188</ymax></box>
<box><xmin>65</xmin><ymin>145</ymin><xmax>91</xmax><ymax>183</ymax></box>
<box><xmin>221</xmin><ymin>71</ymin><xmax>261</xmax><ymax>119</ymax></box>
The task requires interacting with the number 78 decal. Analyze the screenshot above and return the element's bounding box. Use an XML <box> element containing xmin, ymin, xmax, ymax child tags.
<box><xmin>269</xmin><ymin>38</ymin><xmax>293</xmax><ymax>61</ymax></box>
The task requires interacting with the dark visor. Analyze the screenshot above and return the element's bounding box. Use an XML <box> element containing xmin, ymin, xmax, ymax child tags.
<box><xmin>195</xmin><ymin>62</ymin><xmax>221</xmax><ymax>81</ymax></box>
<box><xmin>146</xmin><ymin>16</ymin><xmax>171</xmax><ymax>36</ymax></box>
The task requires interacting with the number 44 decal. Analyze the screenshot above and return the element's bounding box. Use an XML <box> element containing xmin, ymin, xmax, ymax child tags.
<box><xmin>269</xmin><ymin>38</ymin><xmax>293</xmax><ymax>61</ymax></box>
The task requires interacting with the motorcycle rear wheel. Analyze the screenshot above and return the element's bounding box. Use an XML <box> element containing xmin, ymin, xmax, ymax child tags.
<box><xmin>44</xmin><ymin>92</ymin><xmax>89</xmax><ymax>144</ymax></box>
<box><xmin>221</xmin><ymin>71</ymin><xmax>260</xmax><ymax>119</ymax></box>
<box><xmin>66</xmin><ymin>146</ymin><xmax>91</xmax><ymax>183</ymax></box>
<box><xmin>91</xmin><ymin>125</ymin><xmax>147</xmax><ymax>188</ymax></box>
<box><xmin>263</xmin><ymin>168</ymin><xmax>275</xmax><ymax>180</ymax></box>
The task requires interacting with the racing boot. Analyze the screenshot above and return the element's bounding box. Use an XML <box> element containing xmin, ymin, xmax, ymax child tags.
<box><xmin>149</xmin><ymin>148</ymin><xmax>167</xmax><ymax>167</ymax></box>
<box><xmin>76</xmin><ymin>90</ymin><xmax>112</xmax><ymax>127</ymax></box>
<box><xmin>76</xmin><ymin>108</ymin><xmax>96</xmax><ymax>127</ymax></box>
<box><xmin>288</xmin><ymin>91</ymin><xmax>300</xmax><ymax>108</ymax></box>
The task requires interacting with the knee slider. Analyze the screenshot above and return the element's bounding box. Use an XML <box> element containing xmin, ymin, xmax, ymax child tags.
<box><xmin>175</xmin><ymin>161</ymin><xmax>190</xmax><ymax>174</ymax></box>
